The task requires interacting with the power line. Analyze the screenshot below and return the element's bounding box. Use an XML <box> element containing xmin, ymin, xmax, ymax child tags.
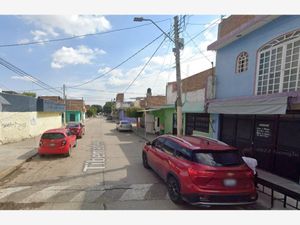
<box><xmin>0</xmin><ymin>18</ymin><xmax>171</xmax><ymax>48</ymax></box>
<box><xmin>68</xmin><ymin>33</ymin><xmax>164</xmax><ymax>88</ymax></box>
<box><xmin>185</xmin><ymin>18</ymin><xmax>221</xmax><ymax>46</ymax></box>
<box><xmin>0</xmin><ymin>57</ymin><xmax>62</xmax><ymax>95</ymax></box>
<box><xmin>67</xmin><ymin>87</ymin><xmax>145</xmax><ymax>95</ymax></box>
<box><xmin>123</xmin><ymin>36</ymin><xmax>167</xmax><ymax>93</ymax></box>
<box><xmin>184</xmin><ymin>30</ymin><xmax>212</xmax><ymax>64</ymax></box>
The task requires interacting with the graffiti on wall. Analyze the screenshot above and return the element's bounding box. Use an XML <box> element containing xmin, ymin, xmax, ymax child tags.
<box><xmin>1</xmin><ymin>121</ymin><xmax>27</xmax><ymax>130</ymax></box>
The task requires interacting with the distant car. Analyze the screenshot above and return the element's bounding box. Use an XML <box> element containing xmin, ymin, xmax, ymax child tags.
<box><xmin>116</xmin><ymin>120</ymin><xmax>132</xmax><ymax>131</ymax></box>
<box><xmin>38</xmin><ymin>128</ymin><xmax>77</xmax><ymax>157</ymax></box>
<box><xmin>106</xmin><ymin>115</ymin><xmax>113</xmax><ymax>120</ymax></box>
<box><xmin>142</xmin><ymin>135</ymin><xmax>257</xmax><ymax>206</ymax></box>
<box><xmin>66</xmin><ymin>122</ymin><xmax>85</xmax><ymax>138</ymax></box>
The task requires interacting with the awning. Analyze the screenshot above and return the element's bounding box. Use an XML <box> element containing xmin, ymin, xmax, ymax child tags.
<box><xmin>208</xmin><ymin>96</ymin><xmax>288</xmax><ymax>114</ymax></box>
<box><xmin>182</xmin><ymin>101</ymin><xmax>205</xmax><ymax>113</ymax></box>
<box><xmin>138</xmin><ymin>104</ymin><xmax>174</xmax><ymax>113</ymax></box>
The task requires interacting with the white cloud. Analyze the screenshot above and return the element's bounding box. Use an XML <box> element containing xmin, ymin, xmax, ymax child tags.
<box><xmin>51</xmin><ymin>45</ymin><xmax>106</xmax><ymax>69</ymax></box>
<box><xmin>17</xmin><ymin>39</ymin><xmax>30</xmax><ymax>44</ymax></box>
<box><xmin>21</xmin><ymin>15</ymin><xmax>112</xmax><ymax>40</ymax></box>
<box><xmin>30</xmin><ymin>30</ymin><xmax>49</xmax><ymax>42</ymax></box>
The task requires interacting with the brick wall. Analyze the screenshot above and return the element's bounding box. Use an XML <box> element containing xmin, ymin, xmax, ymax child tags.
<box><xmin>219</xmin><ymin>15</ymin><xmax>256</xmax><ymax>39</ymax></box>
<box><xmin>182</xmin><ymin>67</ymin><xmax>214</xmax><ymax>93</ymax></box>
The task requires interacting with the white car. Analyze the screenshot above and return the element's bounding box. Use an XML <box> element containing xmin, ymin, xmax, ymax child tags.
<box><xmin>116</xmin><ymin>120</ymin><xmax>132</xmax><ymax>131</ymax></box>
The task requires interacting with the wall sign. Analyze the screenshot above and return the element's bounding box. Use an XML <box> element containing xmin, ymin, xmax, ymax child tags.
<box><xmin>256</xmin><ymin>123</ymin><xmax>272</xmax><ymax>139</ymax></box>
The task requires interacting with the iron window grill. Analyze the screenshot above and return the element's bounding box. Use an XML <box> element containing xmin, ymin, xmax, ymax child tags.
<box><xmin>256</xmin><ymin>30</ymin><xmax>300</xmax><ymax>95</ymax></box>
<box><xmin>236</xmin><ymin>51</ymin><xmax>249</xmax><ymax>73</ymax></box>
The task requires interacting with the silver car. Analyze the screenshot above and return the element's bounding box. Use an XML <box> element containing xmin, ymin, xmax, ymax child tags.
<box><xmin>116</xmin><ymin>120</ymin><xmax>132</xmax><ymax>131</ymax></box>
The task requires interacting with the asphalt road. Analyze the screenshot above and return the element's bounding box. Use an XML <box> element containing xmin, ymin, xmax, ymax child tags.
<box><xmin>0</xmin><ymin>117</ymin><xmax>270</xmax><ymax>210</ymax></box>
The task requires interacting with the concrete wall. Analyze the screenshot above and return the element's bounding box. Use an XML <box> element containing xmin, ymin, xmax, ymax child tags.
<box><xmin>0</xmin><ymin>112</ymin><xmax>62</xmax><ymax>145</ymax></box>
<box><xmin>215</xmin><ymin>16</ymin><xmax>300</xmax><ymax>99</ymax></box>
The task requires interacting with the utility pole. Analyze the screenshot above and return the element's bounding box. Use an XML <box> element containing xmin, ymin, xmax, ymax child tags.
<box><xmin>173</xmin><ymin>16</ymin><xmax>183</xmax><ymax>136</ymax></box>
<box><xmin>63</xmin><ymin>84</ymin><xmax>66</xmax><ymax>125</ymax></box>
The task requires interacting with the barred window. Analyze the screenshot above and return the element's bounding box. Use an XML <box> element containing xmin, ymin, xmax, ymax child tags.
<box><xmin>185</xmin><ymin>113</ymin><xmax>209</xmax><ymax>134</ymax></box>
<box><xmin>256</xmin><ymin>30</ymin><xmax>300</xmax><ymax>95</ymax></box>
<box><xmin>236</xmin><ymin>52</ymin><xmax>249</xmax><ymax>73</ymax></box>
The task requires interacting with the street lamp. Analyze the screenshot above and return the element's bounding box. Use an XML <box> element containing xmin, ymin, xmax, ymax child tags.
<box><xmin>133</xmin><ymin>17</ymin><xmax>175</xmax><ymax>44</ymax></box>
<box><xmin>133</xmin><ymin>16</ymin><xmax>183</xmax><ymax>136</ymax></box>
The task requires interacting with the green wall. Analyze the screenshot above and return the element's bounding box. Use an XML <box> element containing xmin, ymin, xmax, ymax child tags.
<box><xmin>66</xmin><ymin>111</ymin><xmax>81</xmax><ymax>123</ymax></box>
<box><xmin>150</xmin><ymin>108</ymin><xmax>175</xmax><ymax>134</ymax></box>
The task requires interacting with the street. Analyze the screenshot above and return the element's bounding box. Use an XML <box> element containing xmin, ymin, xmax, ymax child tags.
<box><xmin>0</xmin><ymin>117</ymin><xmax>270</xmax><ymax>210</ymax></box>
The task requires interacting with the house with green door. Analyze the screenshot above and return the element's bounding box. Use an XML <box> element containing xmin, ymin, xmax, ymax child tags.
<box><xmin>66</xmin><ymin>99</ymin><xmax>86</xmax><ymax>123</ymax></box>
<box><xmin>164</xmin><ymin>67</ymin><xmax>215</xmax><ymax>137</ymax></box>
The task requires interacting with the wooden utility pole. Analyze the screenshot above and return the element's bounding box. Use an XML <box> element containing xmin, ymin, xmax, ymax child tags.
<box><xmin>63</xmin><ymin>84</ymin><xmax>66</xmax><ymax>125</ymax></box>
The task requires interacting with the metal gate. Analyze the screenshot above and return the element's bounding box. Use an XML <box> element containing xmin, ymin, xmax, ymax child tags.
<box><xmin>220</xmin><ymin>113</ymin><xmax>300</xmax><ymax>183</ymax></box>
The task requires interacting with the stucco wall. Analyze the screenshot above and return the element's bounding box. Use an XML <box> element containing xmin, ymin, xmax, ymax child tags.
<box><xmin>215</xmin><ymin>16</ymin><xmax>300</xmax><ymax>99</ymax></box>
<box><xmin>0</xmin><ymin>112</ymin><xmax>62</xmax><ymax>145</ymax></box>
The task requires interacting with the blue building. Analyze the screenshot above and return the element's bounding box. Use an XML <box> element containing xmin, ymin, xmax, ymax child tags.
<box><xmin>207</xmin><ymin>15</ymin><xmax>300</xmax><ymax>183</ymax></box>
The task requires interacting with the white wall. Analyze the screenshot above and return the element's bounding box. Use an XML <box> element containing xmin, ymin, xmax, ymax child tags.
<box><xmin>0</xmin><ymin>112</ymin><xmax>62</xmax><ymax>145</ymax></box>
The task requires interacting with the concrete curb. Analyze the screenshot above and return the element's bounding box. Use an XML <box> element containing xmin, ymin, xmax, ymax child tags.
<box><xmin>0</xmin><ymin>151</ymin><xmax>38</xmax><ymax>181</ymax></box>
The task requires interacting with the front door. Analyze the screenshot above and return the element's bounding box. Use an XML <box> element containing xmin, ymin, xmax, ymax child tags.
<box><xmin>70</xmin><ymin>113</ymin><xmax>76</xmax><ymax>122</ymax></box>
<box><xmin>273</xmin><ymin>115</ymin><xmax>300</xmax><ymax>182</ymax></box>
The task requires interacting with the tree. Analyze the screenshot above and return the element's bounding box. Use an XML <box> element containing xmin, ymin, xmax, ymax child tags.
<box><xmin>22</xmin><ymin>92</ymin><xmax>36</xmax><ymax>98</ymax></box>
<box><xmin>91</xmin><ymin>105</ymin><xmax>102</xmax><ymax>113</ymax></box>
<box><xmin>86</xmin><ymin>106</ymin><xmax>97</xmax><ymax>117</ymax></box>
<box><xmin>103</xmin><ymin>101</ymin><xmax>113</xmax><ymax>114</ymax></box>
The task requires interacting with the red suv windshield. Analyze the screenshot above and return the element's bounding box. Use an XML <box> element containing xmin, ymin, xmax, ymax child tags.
<box><xmin>193</xmin><ymin>150</ymin><xmax>244</xmax><ymax>167</ymax></box>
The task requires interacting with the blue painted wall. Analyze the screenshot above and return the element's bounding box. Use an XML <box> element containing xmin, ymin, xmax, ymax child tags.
<box><xmin>215</xmin><ymin>16</ymin><xmax>300</xmax><ymax>99</ymax></box>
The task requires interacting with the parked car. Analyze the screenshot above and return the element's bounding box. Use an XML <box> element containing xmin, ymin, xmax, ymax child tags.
<box><xmin>66</xmin><ymin>122</ymin><xmax>85</xmax><ymax>138</ymax></box>
<box><xmin>142</xmin><ymin>135</ymin><xmax>257</xmax><ymax>206</ymax></box>
<box><xmin>106</xmin><ymin>115</ymin><xmax>113</xmax><ymax>120</ymax></box>
<box><xmin>116</xmin><ymin>120</ymin><xmax>133</xmax><ymax>131</ymax></box>
<box><xmin>38</xmin><ymin>128</ymin><xmax>77</xmax><ymax>157</ymax></box>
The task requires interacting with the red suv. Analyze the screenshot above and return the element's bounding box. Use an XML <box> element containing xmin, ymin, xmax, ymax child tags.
<box><xmin>142</xmin><ymin>135</ymin><xmax>257</xmax><ymax>206</ymax></box>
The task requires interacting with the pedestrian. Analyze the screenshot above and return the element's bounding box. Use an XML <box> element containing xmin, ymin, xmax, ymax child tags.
<box><xmin>241</xmin><ymin>147</ymin><xmax>258</xmax><ymax>187</ymax></box>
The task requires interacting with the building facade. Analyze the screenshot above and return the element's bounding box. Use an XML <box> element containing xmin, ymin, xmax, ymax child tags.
<box><xmin>0</xmin><ymin>92</ymin><xmax>65</xmax><ymax>144</ymax></box>
<box><xmin>207</xmin><ymin>15</ymin><xmax>300</xmax><ymax>183</ymax></box>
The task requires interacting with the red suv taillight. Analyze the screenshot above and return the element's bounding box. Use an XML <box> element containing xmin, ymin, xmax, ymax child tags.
<box><xmin>188</xmin><ymin>168</ymin><xmax>215</xmax><ymax>186</ymax></box>
<box><xmin>61</xmin><ymin>139</ymin><xmax>67</xmax><ymax>146</ymax></box>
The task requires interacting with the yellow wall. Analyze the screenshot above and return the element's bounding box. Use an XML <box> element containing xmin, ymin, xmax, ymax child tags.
<box><xmin>0</xmin><ymin>112</ymin><xmax>62</xmax><ymax>145</ymax></box>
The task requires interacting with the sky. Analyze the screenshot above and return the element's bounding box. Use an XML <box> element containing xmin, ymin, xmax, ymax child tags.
<box><xmin>0</xmin><ymin>15</ymin><xmax>219</xmax><ymax>106</ymax></box>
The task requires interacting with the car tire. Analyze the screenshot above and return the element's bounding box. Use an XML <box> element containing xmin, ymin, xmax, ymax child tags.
<box><xmin>142</xmin><ymin>152</ymin><xmax>150</xmax><ymax>169</ymax></box>
<box><xmin>167</xmin><ymin>176</ymin><xmax>183</xmax><ymax>204</ymax></box>
<box><xmin>39</xmin><ymin>154</ymin><xmax>45</xmax><ymax>158</ymax></box>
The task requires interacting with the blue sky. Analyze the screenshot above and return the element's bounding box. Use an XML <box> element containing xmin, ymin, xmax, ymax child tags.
<box><xmin>0</xmin><ymin>15</ymin><xmax>219</xmax><ymax>105</ymax></box>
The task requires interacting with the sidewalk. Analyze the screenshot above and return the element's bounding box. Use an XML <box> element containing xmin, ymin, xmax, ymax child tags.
<box><xmin>0</xmin><ymin>135</ymin><xmax>40</xmax><ymax>181</ymax></box>
<box><xmin>132</xmin><ymin>125</ymin><xmax>157</xmax><ymax>142</ymax></box>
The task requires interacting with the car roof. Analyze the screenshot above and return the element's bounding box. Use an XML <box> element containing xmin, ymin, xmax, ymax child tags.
<box><xmin>43</xmin><ymin>128</ymin><xmax>67</xmax><ymax>134</ymax></box>
<box><xmin>159</xmin><ymin>135</ymin><xmax>236</xmax><ymax>151</ymax></box>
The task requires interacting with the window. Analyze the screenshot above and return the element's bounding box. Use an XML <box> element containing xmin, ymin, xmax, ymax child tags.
<box><xmin>193</xmin><ymin>150</ymin><xmax>244</xmax><ymax>167</ymax></box>
<box><xmin>186</xmin><ymin>113</ymin><xmax>210</xmax><ymax>134</ymax></box>
<box><xmin>236</xmin><ymin>52</ymin><xmax>249</xmax><ymax>73</ymax></box>
<box><xmin>162</xmin><ymin>139</ymin><xmax>176</xmax><ymax>155</ymax></box>
<box><xmin>41</xmin><ymin>133</ymin><xmax>65</xmax><ymax>139</ymax></box>
<box><xmin>256</xmin><ymin>30</ymin><xmax>300</xmax><ymax>95</ymax></box>
<box><xmin>175</xmin><ymin>146</ymin><xmax>192</xmax><ymax>161</ymax></box>
<box><xmin>152</xmin><ymin>137</ymin><xmax>165</xmax><ymax>149</ymax></box>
